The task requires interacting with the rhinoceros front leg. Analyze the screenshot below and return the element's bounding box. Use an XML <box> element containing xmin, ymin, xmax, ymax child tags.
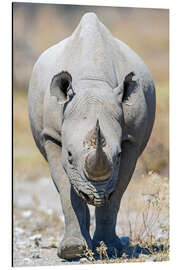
<box><xmin>44</xmin><ymin>140</ymin><xmax>92</xmax><ymax>259</ymax></box>
<box><xmin>93</xmin><ymin>144</ymin><xmax>138</xmax><ymax>255</ymax></box>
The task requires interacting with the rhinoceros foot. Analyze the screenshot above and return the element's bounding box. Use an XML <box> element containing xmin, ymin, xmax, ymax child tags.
<box><xmin>57</xmin><ymin>236</ymin><xmax>87</xmax><ymax>260</ymax></box>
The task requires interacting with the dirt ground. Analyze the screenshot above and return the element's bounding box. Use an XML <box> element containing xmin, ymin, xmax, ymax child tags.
<box><xmin>13</xmin><ymin>171</ymin><xmax>169</xmax><ymax>266</ymax></box>
<box><xmin>13</xmin><ymin>178</ymin><xmax>86</xmax><ymax>266</ymax></box>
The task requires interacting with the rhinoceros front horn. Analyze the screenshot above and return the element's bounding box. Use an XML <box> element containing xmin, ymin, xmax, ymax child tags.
<box><xmin>84</xmin><ymin>120</ymin><xmax>112</xmax><ymax>181</ymax></box>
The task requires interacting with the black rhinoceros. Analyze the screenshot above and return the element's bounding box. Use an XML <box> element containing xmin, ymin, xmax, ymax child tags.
<box><xmin>28</xmin><ymin>12</ymin><xmax>155</xmax><ymax>259</ymax></box>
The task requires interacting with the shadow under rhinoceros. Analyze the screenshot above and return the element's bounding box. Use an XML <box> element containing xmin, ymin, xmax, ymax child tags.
<box><xmin>93</xmin><ymin>237</ymin><xmax>168</xmax><ymax>260</ymax></box>
<box><xmin>62</xmin><ymin>236</ymin><xmax>168</xmax><ymax>262</ymax></box>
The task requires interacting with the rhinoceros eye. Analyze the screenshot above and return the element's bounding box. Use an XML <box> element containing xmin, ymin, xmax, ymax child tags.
<box><xmin>67</xmin><ymin>150</ymin><xmax>73</xmax><ymax>164</ymax></box>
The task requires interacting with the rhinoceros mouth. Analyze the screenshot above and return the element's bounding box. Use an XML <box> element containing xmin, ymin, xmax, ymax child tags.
<box><xmin>71</xmin><ymin>167</ymin><xmax>117</xmax><ymax>207</ymax></box>
<box><xmin>78</xmin><ymin>190</ymin><xmax>114</xmax><ymax>207</ymax></box>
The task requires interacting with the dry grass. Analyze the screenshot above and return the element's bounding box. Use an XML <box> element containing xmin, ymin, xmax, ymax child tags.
<box><xmin>141</xmin><ymin>83</ymin><xmax>169</xmax><ymax>173</ymax></box>
<box><xmin>82</xmin><ymin>171</ymin><xmax>169</xmax><ymax>264</ymax></box>
<box><xmin>84</xmin><ymin>240</ymin><xmax>169</xmax><ymax>264</ymax></box>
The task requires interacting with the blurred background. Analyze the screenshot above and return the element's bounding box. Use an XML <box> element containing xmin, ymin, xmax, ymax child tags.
<box><xmin>13</xmin><ymin>3</ymin><xmax>169</xmax><ymax>266</ymax></box>
<box><xmin>13</xmin><ymin>3</ymin><xmax>169</xmax><ymax>181</ymax></box>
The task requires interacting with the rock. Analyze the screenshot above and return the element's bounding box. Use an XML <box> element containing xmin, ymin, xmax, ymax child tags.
<box><xmin>21</xmin><ymin>210</ymin><xmax>33</xmax><ymax>218</ymax></box>
<box><xmin>146</xmin><ymin>255</ymin><xmax>157</xmax><ymax>262</ymax></box>
<box><xmin>139</xmin><ymin>254</ymin><xmax>149</xmax><ymax>259</ymax></box>
<box><xmin>29</xmin><ymin>234</ymin><xmax>42</xmax><ymax>241</ymax></box>
<box><xmin>32</xmin><ymin>253</ymin><xmax>41</xmax><ymax>259</ymax></box>
<box><xmin>47</xmin><ymin>236</ymin><xmax>55</xmax><ymax>241</ymax></box>
<box><xmin>41</xmin><ymin>241</ymin><xmax>58</xmax><ymax>249</ymax></box>
<box><xmin>17</xmin><ymin>241</ymin><xmax>28</xmax><ymax>248</ymax></box>
<box><xmin>14</xmin><ymin>227</ymin><xmax>25</xmax><ymax>235</ymax></box>
<box><xmin>24</xmin><ymin>258</ymin><xmax>31</xmax><ymax>263</ymax></box>
<box><xmin>80</xmin><ymin>258</ymin><xmax>88</xmax><ymax>263</ymax></box>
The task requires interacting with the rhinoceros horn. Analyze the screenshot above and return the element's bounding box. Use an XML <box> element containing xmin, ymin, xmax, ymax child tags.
<box><xmin>84</xmin><ymin>119</ymin><xmax>112</xmax><ymax>181</ymax></box>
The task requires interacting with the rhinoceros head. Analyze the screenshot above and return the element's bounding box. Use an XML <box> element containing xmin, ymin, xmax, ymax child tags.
<box><xmin>50</xmin><ymin>70</ymin><xmax>136</xmax><ymax>207</ymax></box>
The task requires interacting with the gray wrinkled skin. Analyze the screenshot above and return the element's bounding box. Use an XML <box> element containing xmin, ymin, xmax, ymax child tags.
<box><xmin>28</xmin><ymin>13</ymin><xmax>155</xmax><ymax>259</ymax></box>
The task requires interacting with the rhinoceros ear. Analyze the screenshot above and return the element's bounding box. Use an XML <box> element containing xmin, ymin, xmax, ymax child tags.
<box><xmin>113</xmin><ymin>72</ymin><xmax>137</xmax><ymax>104</ymax></box>
<box><xmin>50</xmin><ymin>71</ymin><xmax>74</xmax><ymax>104</ymax></box>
